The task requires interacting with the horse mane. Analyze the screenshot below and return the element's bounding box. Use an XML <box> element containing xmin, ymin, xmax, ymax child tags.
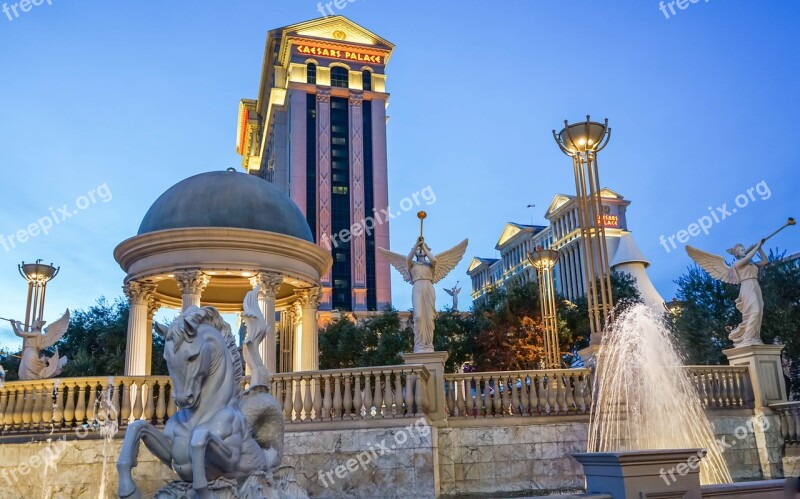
<box><xmin>169</xmin><ymin>306</ymin><xmax>244</xmax><ymax>398</ymax></box>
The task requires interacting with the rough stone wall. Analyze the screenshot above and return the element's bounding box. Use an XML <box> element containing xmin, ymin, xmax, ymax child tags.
<box><xmin>707</xmin><ymin>413</ymin><xmax>781</xmax><ymax>481</ymax></box>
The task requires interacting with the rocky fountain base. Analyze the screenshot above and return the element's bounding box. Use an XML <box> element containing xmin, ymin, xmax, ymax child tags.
<box><xmin>155</xmin><ymin>466</ymin><xmax>308</xmax><ymax>499</ymax></box>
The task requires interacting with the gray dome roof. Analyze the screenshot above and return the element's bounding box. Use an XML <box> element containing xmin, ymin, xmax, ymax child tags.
<box><xmin>138</xmin><ymin>171</ymin><xmax>313</xmax><ymax>242</ymax></box>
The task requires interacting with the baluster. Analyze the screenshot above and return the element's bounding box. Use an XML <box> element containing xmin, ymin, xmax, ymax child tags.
<box><xmin>61</xmin><ymin>382</ymin><xmax>75</xmax><ymax>428</ymax></box>
<box><xmin>781</xmin><ymin>408</ymin><xmax>792</xmax><ymax>444</ymax></box>
<box><xmin>293</xmin><ymin>378</ymin><xmax>304</xmax><ymax>422</ymax></box>
<box><xmin>155</xmin><ymin>382</ymin><xmax>167</xmax><ymax>425</ymax></box>
<box><xmin>143</xmin><ymin>383</ymin><xmax>155</xmax><ymax>422</ymax></box>
<box><xmin>343</xmin><ymin>375</ymin><xmax>353</xmax><ymax>419</ymax></box>
<box><xmin>132</xmin><ymin>382</ymin><xmax>144</xmax><ymax>421</ymax></box>
<box><xmin>353</xmin><ymin>374</ymin><xmax>363</xmax><ymax>420</ymax></box>
<box><xmin>313</xmin><ymin>377</ymin><xmax>323</xmax><ymax>422</ymax></box>
<box><xmin>332</xmin><ymin>374</ymin><xmax>343</xmax><ymax>419</ymax></box>
<box><xmin>445</xmin><ymin>378</ymin><xmax>455</xmax><ymax>418</ymax></box>
<box><xmin>456</xmin><ymin>378</ymin><xmax>466</xmax><ymax>417</ymax></box>
<box><xmin>465</xmin><ymin>378</ymin><xmax>475</xmax><ymax>418</ymax></box>
<box><xmin>731</xmin><ymin>370</ymin><xmax>743</xmax><ymax>407</ymax></box>
<box><xmin>556</xmin><ymin>373</ymin><xmax>567</xmax><ymax>414</ymax></box>
<box><xmin>547</xmin><ymin>375</ymin><xmax>558</xmax><ymax>414</ymax></box>
<box><xmin>120</xmin><ymin>380</ymin><xmax>132</xmax><ymax>425</ymax></box>
<box><xmin>383</xmin><ymin>372</ymin><xmax>394</xmax><ymax>417</ymax></box>
<box><xmin>529</xmin><ymin>375</ymin><xmax>539</xmax><ymax>415</ymax></box>
<box><xmin>13</xmin><ymin>387</ymin><xmax>26</xmax><ymax>429</ymax></box>
<box><xmin>393</xmin><ymin>371</ymin><xmax>404</xmax><ymax>417</ymax></box>
<box><xmin>73</xmin><ymin>382</ymin><xmax>87</xmax><ymax>425</ymax></box>
<box><xmin>372</xmin><ymin>373</ymin><xmax>383</xmax><ymax>419</ymax></box>
<box><xmin>792</xmin><ymin>408</ymin><xmax>800</xmax><ymax>445</ymax></box>
<box><xmin>304</xmin><ymin>379</ymin><xmax>313</xmax><ymax>422</ymax></box>
<box><xmin>565</xmin><ymin>373</ymin><xmax>577</xmax><ymax>413</ymax></box>
<box><xmin>43</xmin><ymin>383</ymin><xmax>55</xmax><ymax>426</ymax></box>
<box><xmin>283</xmin><ymin>378</ymin><xmax>293</xmax><ymax>420</ymax></box>
<box><xmin>7</xmin><ymin>388</ymin><xmax>19</xmax><ymax>429</ymax></box>
<box><xmin>416</xmin><ymin>372</ymin><xmax>429</xmax><ymax>415</ymax></box>
<box><xmin>89</xmin><ymin>382</ymin><xmax>100</xmax><ymax>423</ymax></box>
<box><xmin>499</xmin><ymin>376</ymin><xmax>510</xmax><ymax>416</ymax></box>
<box><xmin>520</xmin><ymin>376</ymin><xmax>530</xmax><ymax>416</ymax></box>
<box><xmin>536</xmin><ymin>375</ymin><xmax>547</xmax><ymax>414</ymax></box>
<box><xmin>510</xmin><ymin>376</ymin><xmax>520</xmax><ymax>416</ymax></box>
<box><xmin>31</xmin><ymin>385</ymin><xmax>44</xmax><ymax>428</ymax></box>
<box><xmin>406</xmin><ymin>372</ymin><xmax>417</xmax><ymax>417</ymax></box>
<box><xmin>363</xmin><ymin>374</ymin><xmax>373</xmax><ymax>419</ymax></box>
<box><xmin>0</xmin><ymin>389</ymin><xmax>7</xmax><ymax>426</ymax></box>
<box><xmin>474</xmin><ymin>376</ymin><xmax>484</xmax><ymax>417</ymax></box>
<box><xmin>323</xmin><ymin>375</ymin><xmax>333</xmax><ymax>421</ymax></box>
<box><xmin>21</xmin><ymin>386</ymin><xmax>34</xmax><ymax>428</ymax></box>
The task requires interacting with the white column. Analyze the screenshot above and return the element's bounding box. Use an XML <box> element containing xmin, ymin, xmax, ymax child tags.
<box><xmin>294</xmin><ymin>287</ymin><xmax>322</xmax><ymax>371</ymax></box>
<box><xmin>250</xmin><ymin>272</ymin><xmax>284</xmax><ymax>375</ymax></box>
<box><xmin>175</xmin><ymin>270</ymin><xmax>210</xmax><ymax>311</ymax></box>
<box><xmin>291</xmin><ymin>301</ymin><xmax>304</xmax><ymax>372</ymax></box>
<box><xmin>124</xmin><ymin>281</ymin><xmax>158</xmax><ymax>376</ymax></box>
<box><xmin>145</xmin><ymin>297</ymin><xmax>161</xmax><ymax>375</ymax></box>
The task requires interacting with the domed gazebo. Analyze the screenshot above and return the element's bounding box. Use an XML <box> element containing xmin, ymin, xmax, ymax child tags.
<box><xmin>114</xmin><ymin>170</ymin><xmax>332</xmax><ymax>376</ymax></box>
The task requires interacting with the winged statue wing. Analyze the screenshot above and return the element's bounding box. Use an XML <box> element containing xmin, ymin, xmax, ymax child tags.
<box><xmin>377</xmin><ymin>248</ymin><xmax>413</xmax><ymax>283</ymax></box>
<box><xmin>444</xmin><ymin>288</ymin><xmax>455</xmax><ymax>297</ymax></box>
<box><xmin>36</xmin><ymin>309</ymin><xmax>71</xmax><ymax>350</ymax></box>
<box><xmin>432</xmin><ymin>239</ymin><xmax>469</xmax><ymax>284</ymax></box>
<box><xmin>686</xmin><ymin>246</ymin><xmax>740</xmax><ymax>284</ymax></box>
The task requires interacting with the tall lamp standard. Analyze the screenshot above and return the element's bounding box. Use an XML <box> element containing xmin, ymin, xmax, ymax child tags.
<box><xmin>553</xmin><ymin>117</ymin><xmax>614</xmax><ymax>346</ymax></box>
<box><xmin>18</xmin><ymin>259</ymin><xmax>60</xmax><ymax>332</ymax></box>
<box><xmin>528</xmin><ymin>247</ymin><xmax>561</xmax><ymax>368</ymax></box>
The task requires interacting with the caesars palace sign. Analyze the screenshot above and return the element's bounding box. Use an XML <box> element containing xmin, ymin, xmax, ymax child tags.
<box><xmin>294</xmin><ymin>42</ymin><xmax>385</xmax><ymax>65</ymax></box>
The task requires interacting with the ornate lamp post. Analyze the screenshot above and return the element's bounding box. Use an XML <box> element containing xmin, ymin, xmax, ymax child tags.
<box><xmin>528</xmin><ymin>247</ymin><xmax>561</xmax><ymax>368</ymax></box>
<box><xmin>553</xmin><ymin>116</ymin><xmax>614</xmax><ymax>345</ymax></box>
<box><xmin>18</xmin><ymin>259</ymin><xmax>59</xmax><ymax>332</ymax></box>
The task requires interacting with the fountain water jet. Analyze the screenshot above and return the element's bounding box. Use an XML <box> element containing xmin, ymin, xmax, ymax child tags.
<box><xmin>588</xmin><ymin>304</ymin><xmax>732</xmax><ymax>485</ymax></box>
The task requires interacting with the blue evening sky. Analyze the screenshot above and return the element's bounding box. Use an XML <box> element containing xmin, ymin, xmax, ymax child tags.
<box><xmin>1</xmin><ymin>1</ymin><xmax>798</xmax><ymax>349</ymax></box>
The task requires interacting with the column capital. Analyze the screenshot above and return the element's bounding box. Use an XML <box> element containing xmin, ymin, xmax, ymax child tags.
<box><xmin>174</xmin><ymin>270</ymin><xmax>210</xmax><ymax>295</ymax></box>
<box><xmin>123</xmin><ymin>281</ymin><xmax>158</xmax><ymax>304</ymax></box>
<box><xmin>147</xmin><ymin>297</ymin><xmax>162</xmax><ymax>319</ymax></box>
<box><xmin>349</xmin><ymin>90</ymin><xmax>364</xmax><ymax>107</ymax></box>
<box><xmin>250</xmin><ymin>272</ymin><xmax>284</xmax><ymax>298</ymax></box>
<box><xmin>295</xmin><ymin>287</ymin><xmax>322</xmax><ymax>310</ymax></box>
<box><xmin>316</xmin><ymin>87</ymin><xmax>331</xmax><ymax>102</ymax></box>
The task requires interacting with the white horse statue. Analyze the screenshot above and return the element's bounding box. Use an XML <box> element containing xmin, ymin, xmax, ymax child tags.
<box><xmin>117</xmin><ymin>288</ymin><xmax>297</xmax><ymax>499</ymax></box>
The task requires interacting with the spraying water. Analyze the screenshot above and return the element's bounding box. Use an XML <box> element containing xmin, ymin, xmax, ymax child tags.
<box><xmin>588</xmin><ymin>304</ymin><xmax>732</xmax><ymax>485</ymax></box>
<box><xmin>94</xmin><ymin>378</ymin><xmax>119</xmax><ymax>499</ymax></box>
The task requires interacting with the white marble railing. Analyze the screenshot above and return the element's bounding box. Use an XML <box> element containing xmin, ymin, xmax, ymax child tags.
<box><xmin>0</xmin><ymin>376</ymin><xmax>175</xmax><ymax>433</ymax></box>
<box><xmin>443</xmin><ymin>369</ymin><xmax>593</xmax><ymax>418</ymax></box>
<box><xmin>268</xmin><ymin>365</ymin><xmax>430</xmax><ymax>423</ymax></box>
<box><xmin>770</xmin><ymin>401</ymin><xmax>800</xmax><ymax>449</ymax></box>
<box><xmin>684</xmin><ymin>366</ymin><xmax>754</xmax><ymax>409</ymax></box>
<box><xmin>0</xmin><ymin>365</ymin><xmax>431</xmax><ymax>435</ymax></box>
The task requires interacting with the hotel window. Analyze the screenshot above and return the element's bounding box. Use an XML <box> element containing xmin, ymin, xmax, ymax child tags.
<box><xmin>331</xmin><ymin>67</ymin><xmax>349</xmax><ymax>88</ymax></box>
<box><xmin>333</xmin><ymin>185</ymin><xmax>349</xmax><ymax>195</ymax></box>
<box><xmin>307</xmin><ymin>63</ymin><xmax>317</xmax><ymax>85</ymax></box>
<box><xmin>362</xmin><ymin>70</ymin><xmax>372</xmax><ymax>91</ymax></box>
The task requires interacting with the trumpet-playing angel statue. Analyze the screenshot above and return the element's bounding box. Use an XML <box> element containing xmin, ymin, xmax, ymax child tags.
<box><xmin>9</xmin><ymin>310</ymin><xmax>70</xmax><ymax>380</ymax></box>
<box><xmin>379</xmin><ymin>212</ymin><xmax>468</xmax><ymax>353</ymax></box>
<box><xmin>686</xmin><ymin>218</ymin><xmax>795</xmax><ymax>348</ymax></box>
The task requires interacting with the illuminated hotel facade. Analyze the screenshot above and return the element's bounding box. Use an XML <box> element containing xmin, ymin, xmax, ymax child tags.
<box><xmin>236</xmin><ymin>17</ymin><xmax>394</xmax><ymax>312</ymax></box>
<box><xmin>468</xmin><ymin>189</ymin><xmax>632</xmax><ymax>303</ymax></box>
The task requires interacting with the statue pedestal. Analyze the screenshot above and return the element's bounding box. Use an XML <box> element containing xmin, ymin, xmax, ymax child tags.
<box><xmin>402</xmin><ymin>351</ymin><xmax>448</xmax><ymax>421</ymax></box>
<box><xmin>723</xmin><ymin>344</ymin><xmax>787</xmax><ymax>410</ymax></box>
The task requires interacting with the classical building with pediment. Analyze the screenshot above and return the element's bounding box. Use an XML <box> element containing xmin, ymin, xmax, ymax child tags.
<box><xmin>468</xmin><ymin>189</ymin><xmax>666</xmax><ymax>306</ymax></box>
<box><xmin>236</xmin><ymin>16</ymin><xmax>394</xmax><ymax>314</ymax></box>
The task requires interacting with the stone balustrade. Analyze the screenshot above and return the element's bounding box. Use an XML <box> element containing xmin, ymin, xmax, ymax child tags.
<box><xmin>443</xmin><ymin>369</ymin><xmax>594</xmax><ymax>418</ymax></box>
<box><xmin>770</xmin><ymin>401</ymin><xmax>800</xmax><ymax>450</ymax></box>
<box><xmin>0</xmin><ymin>364</ymin><xmax>431</xmax><ymax>436</ymax></box>
<box><xmin>684</xmin><ymin>366</ymin><xmax>755</xmax><ymax>409</ymax></box>
<box><xmin>0</xmin><ymin>376</ymin><xmax>175</xmax><ymax>434</ymax></box>
<box><xmin>269</xmin><ymin>364</ymin><xmax>431</xmax><ymax>422</ymax></box>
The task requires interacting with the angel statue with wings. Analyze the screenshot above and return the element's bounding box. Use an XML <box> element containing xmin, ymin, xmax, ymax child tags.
<box><xmin>9</xmin><ymin>310</ymin><xmax>70</xmax><ymax>380</ymax></box>
<box><xmin>444</xmin><ymin>282</ymin><xmax>462</xmax><ymax>311</ymax></box>
<box><xmin>379</xmin><ymin>212</ymin><xmax>468</xmax><ymax>353</ymax></box>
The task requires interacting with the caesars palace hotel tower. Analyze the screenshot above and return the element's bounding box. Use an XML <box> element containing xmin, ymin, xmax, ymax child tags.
<box><xmin>236</xmin><ymin>16</ymin><xmax>394</xmax><ymax>312</ymax></box>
